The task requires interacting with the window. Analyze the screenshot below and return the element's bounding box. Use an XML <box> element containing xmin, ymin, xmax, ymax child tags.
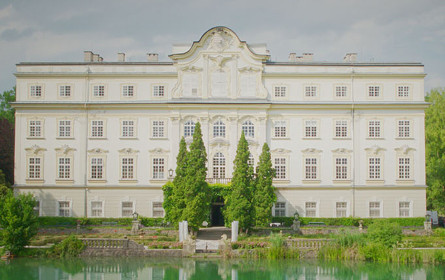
<box><xmin>274</xmin><ymin>86</ymin><xmax>286</xmax><ymax>98</ymax></box>
<box><xmin>397</xmin><ymin>86</ymin><xmax>410</xmax><ymax>98</ymax></box>
<box><xmin>335</xmin><ymin>86</ymin><xmax>347</xmax><ymax>97</ymax></box>
<box><xmin>90</xmin><ymin>158</ymin><xmax>104</xmax><ymax>179</ymax></box>
<box><xmin>59</xmin><ymin>85</ymin><xmax>71</xmax><ymax>97</ymax></box>
<box><xmin>30</xmin><ymin>85</ymin><xmax>42</xmax><ymax>97</ymax></box>
<box><xmin>152</xmin><ymin>120</ymin><xmax>165</xmax><ymax>138</ymax></box>
<box><xmin>368</xmin><ymin>86</ymin><xmax>380</xmax><ymax>97</ymax></box>
<box><xmin>121</xmin><ymin>158</ymin><xmax>134</xmax><ymax>180</ymax></box>
<box><xmin>336</xmin><ymin>202</ymin><xmax>347</xmax><ymax>217</ymax></box>
<box><xmin>242</xmin><ymin>120</ymin><xmax>255</xmax><ymax>138</ymax></box>
<box><xmin>305</xmin><ymin>158</ymin><xmax>318</xmax><ymax>179</ymax></box>
<box><xmin>93</xmin><ymin>85</ymin><xmax>105</xmax><ymax>97</ymax></box>
<box><xmin>304</xmin><ymin>120</ymin><xmax>318</xmax><ymax>138</ymax></box>
<box><xmin>33</xmin><ymin>201</ymin><xmax>40</xmax><ymax>216</ymax></box>
<box><xmin>368</xmin><ymin>157</ymin><xmax>381</xmax><ymax>179</ymax></box>
<box><xmin>28</xmin><ymin>157</ymin><xmax>42</xmax><ymax>179</ymax></box>
<box><xmin>274</xmin><ymin>202</ymin><xmax>286</xmax><ymax>217</ymax></box>
<box><xmin>248</xmin><ymin>154</ymin><xmax>255</xmax><ymax>167</ymax></box>
<box><xmin>57</xmin><ymin>158</ymin><xmax>71</xmax><ymax>179</ymax></box>
<box><xmin>335</xmin><ymin>158</ymin><xmax>348</xmax><ymax>179</ymax></box>
<box><xmin>335</xmin><ymin>120</ymin><xmax>348</xmax><ymax>138</ymax></box>
<box><xmin>368</xmin><ymin>120</ymin><xmax>381</xmax><ymax>138</ymax></box>
<box><xmin>305</xmin><ymin>86</ymin><xmax>317</xmax><ymax>97</ymax></box>
<box><xmin>273</xmin><ymin>121</ymin><xmax>287</xmax><ymax>138</ymax></box>
<box><xmin>29</xmin><ymin>120</ymin><xmax>42</xmax><ymax>137</ymax></box>
<box><xmin>213</xmin><ymin>152</ymin><xmax>225</xmax><ymax>179</ymax></box>
<box><xmin>305</xmin><ymin>202</ymin><xmax>317</xmax><ymax>217</ymax></box>
<box><xmin>152</xmin><ymin>202</ymin><xmax>164</xmax><ymax>218</ymax></box>
<box><xmin>121</xmin><ymin>201</ymin><xmax>134</xmax><ymax>217</ymax></box>
<box><xmin>153</xmin><ymin>85</ymin><xmax>165</xmax><ymax>97</ymax></box>
<box><xmin>58</xmin><ymin>120</ymin><xmax>72</xmax><ymax>138</ymax></box>
<box><xmin>398</xmin><ymin>157</ymin><xmax>411</xmax><ymax>179</ymax></box>
<box><xmin>397</xmin><ymin>120</ymin><xmax>411</xmax><ymax>138</ymax></box>
<box><xmin>91</xmin><ymin>120</ymin><xmax>104</xmax><ymax>138</ymax></box>
<box><xmin>184</xmin><ymin>120</ymin><xmax>195</xmax><ymax>137</ymax></box>
<box><xmin>152</xmin><ymin>158</ymin><xmax>165</xmax><ymax>179</ymax></box>
<box><xmin>274</xmin><ymin>158</ymin><xmax>286</xmax><ymax>179</ymax></box>
<box><xmin>399</xmin><ymin>201</ymin><xmax>411</xmax><ymax>217</ymax></box>
<box><xmin>58</xmin><ymin>201</ymin><xmax>71</xmax><ymax>217</ymax></box>
<box><xmin>213</xmin><ymin>120</ymin><xmax>226</xmax><ymax>138</ymax></box>
<box><xmin>91</xmin><ymin>201</ymin><xmax>103</xmax><ymax>217</ymax></box>
<box><xmin>121</xmin><ymin>120</ymin><xmax>135</xmax><ymax>138</ymax></box>
<box><xmin>369</xmin><ymin>202</ymin><xmax>381</xmax><ymax>217</ymax></box>
<box><xmin>122</xmin><ymin>85</ymin><xmax>134</xmax><ymax>97</ymax></box>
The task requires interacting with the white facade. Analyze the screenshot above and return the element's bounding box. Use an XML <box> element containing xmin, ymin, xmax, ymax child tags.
<box><xmin>13</xmin><ymin>26</ymin><xmax>427</xmax><ymax>219</ymax></box>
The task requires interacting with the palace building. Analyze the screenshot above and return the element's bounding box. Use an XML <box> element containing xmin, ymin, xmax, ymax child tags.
<box><xmin>13</xmin><ymin>26</ymin><xmax>427</xmax><ymax>221</ymax></box>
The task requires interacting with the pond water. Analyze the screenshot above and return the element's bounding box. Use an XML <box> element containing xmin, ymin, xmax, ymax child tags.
<box><xmin>0</xmin><ymin>257</ymin><xmax>444</xmax><ymax>280</ymax></box>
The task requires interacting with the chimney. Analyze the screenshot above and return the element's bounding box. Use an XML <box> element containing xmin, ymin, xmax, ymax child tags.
<box><xmin>147</xmin><ymin>53</ymin><xmax>159</xmax><ymax>62</ymax></box>
<box><xmin>84</xmin><ymin>51</ymin><xmax>93</xmax><ymax>62</ymax></box>
<box><xmin>288</xmin><ymin>53</ymin><xmax>297</xmax><ymax>62</ymax></box>
<box><xmin>343</xmin><ymin>53</ymin><xmax>357</xmax><ymax>63</ymax></box>
<box><xmin>92</xmin><ymin>54</ymin><xmax>100</xmax><ymax>62</ymax></box>
<box><xmin>302</xmin><ymin>53</ymin><xmax>313</xmax><ymax>62</ymax></box>
<box><xmin>117</xmin><ymin>53</ymin><xmax>125</xmax><ymax>62</ymax></box>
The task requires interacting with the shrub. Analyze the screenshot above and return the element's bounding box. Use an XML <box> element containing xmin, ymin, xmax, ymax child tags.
<box><xmin>333</xmin><ymin>229</ymin><xmax>366</xmax><ymax>247</ymax></box>
<box><xmin>270</xmin><ymin>217</ymin><xmax>424</xmax><ymax>227</ymax></box>
<box><xmin>366</xmin><ymin>220</ymin><xmax>402</xmax><ymax>248</ymax></box>
<box><xmin>51</xmin><ymin>235</ymin><xmax>85</xmax><ymax>258</ymax></box>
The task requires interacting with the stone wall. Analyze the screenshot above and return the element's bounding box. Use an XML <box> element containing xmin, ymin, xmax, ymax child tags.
<box><xmin>80</xmin><ymin>248</ymin><xmax>182</xmax><ymax>257</ymax></box>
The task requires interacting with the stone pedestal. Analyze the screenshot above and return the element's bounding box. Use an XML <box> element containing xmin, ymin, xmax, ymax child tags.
<box><xmin>76</xmin><ymin>220</ymin><xmax>81</xmax><ymax>234</ymax></box>
<box><xmin>291</xmin><ymin>220</ymin><xmax>301</xmax><ymax>232</ymax></box>
<box><xmin>424</xmin><ymin>221</ymin><xmax>432</xmax><ymax>234</ymax></box>
<box><xmin>131</xmin><ymin>220</ymin><xmax>140</xmax><ymax>235</ymax></box>
<box><xmin>182</xmin><ymin>237</ymin><xmax>196</xmax><ymax>257</ymax></box>
<box><xmin>231</xmin><ymin>221</ymin><xmax>239</xmax><ymax>242</ymax></box>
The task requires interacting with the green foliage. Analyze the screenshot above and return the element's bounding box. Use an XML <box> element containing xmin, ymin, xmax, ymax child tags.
<box><xmin>267</xmin><ymin>233</ymin><xmax>284</xmax><ymax>259</ymax></box>
<box><xmin>425</xmin><ymin>88</ymin><xmax>445</xmax><ymax>214</ymax></box>
<box><xmin>0</xmin><ymin>87</ymin><xmax>15</xmax><ymax>124</ymax></box>
<box><xmin>50</xmin><ymin>235</ymin><xmax>85</xmax><ymax>258</ymax></box>
<box><xmin>0</xmin><ymin>191</ymin><xmax>39</xmax><ymax>254</ymax></box>
<box><xmin>332</xmin><ymin>229</ymin><xmax>366</xmax><ymax>247</ymax></box>
<box><xmin>366</xmin><ymin>220</ymin><xmax>402</xmax><ymax>248</ymax></box>
<box><xmin>162</xmin><ymin>181</ymin><xmax>177</xmax><ymax>225</ymax></box>
<box><xmin>225</xmin><ymin>132</ymin><xmax>255</xmax><ymax>232</ymax></box>
<box><xmin>253</xmin><ymin>143</ymin><xmax>277</xmax><ymax>227</ymax></box>
<box><xmin>271</xmin><ymin>217</ymin><xmax>425</xmax><ymax>227</ymax></box>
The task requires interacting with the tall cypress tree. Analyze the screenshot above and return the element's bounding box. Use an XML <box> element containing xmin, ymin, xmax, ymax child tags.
<box><xmin>253</xmin><ymin>143</ymin><xmax>277</xmax><ymax>227</ymax></box>
<box><xmin>225</xmin><ymin>131</ymin><xmax>255</xmax><ymax>233</ymax></box>
<box><xmin>182</xmin><ymin>122</ymin><xmax>210</xmax><ymax>233</ymax></box>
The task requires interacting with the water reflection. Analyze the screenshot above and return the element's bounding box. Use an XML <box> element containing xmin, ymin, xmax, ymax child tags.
<box><xmin>1</xmin><ymin>257</ymin><xmax>444</xmax><ymax>280</ymax></box>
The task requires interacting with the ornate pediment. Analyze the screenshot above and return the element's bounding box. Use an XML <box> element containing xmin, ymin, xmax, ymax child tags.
<box><xmin>25</xmin><ymin>145</ymin><xmax>47</xmax><ymax>155</ymax></box>
<box><xmin>118</xmin><ymin>148</ymin><xmax>139</xmax><ymax>155</ymax></box>
<box><xmin>181</xmin><ymin>65</ymin><xmax>202</xmax><ymax>72</ymax></box>
<box><xmin>395</xmin><ymin>145</ymin><xmax>416</xmax><ymax>155</ymax></box>
<box><xmin>88</xmin><ymin>148</ymin><xmax>108</xmax><ymax>154</ymax></box>
<box><xmin>209</xmin><ymin>138</ymin><xmax>230</xmax><ymax>147</ymax></box>
<box><xmin>55</xmin><ymin>145</ymin><xmax>76</xmax><ymax>155</ymax></box>
<box><xmin>365</xmin><ymin>145</ymin><xmax>386</xmax><ymax>156</ymax></box>
<box><xmin>302</xmin><ymin>148</ymin><xmax>322</xmax><ymax>154</ymax></box>
<box><xmin>149</xmin><ymin>148</ymin><xmax>169</xmax><ymax>155</ymax></box>
<box><xmin>332</xmin><ymin>148</ymin><xmax>352</xmax><ymax>154</ymax></box>
<box><xmin>271</xmin><ymin>148</ymin><xmax>291</xmax><ymax>155</ymax></box>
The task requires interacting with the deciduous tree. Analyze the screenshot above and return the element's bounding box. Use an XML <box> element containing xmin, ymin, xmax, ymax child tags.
<box><xmin>0</xmin><ymin>87</ymin><xmax>15</xmax><ymax>124</ymax></box>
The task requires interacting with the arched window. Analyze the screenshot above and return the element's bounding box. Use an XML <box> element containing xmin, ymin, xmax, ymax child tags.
<box><xmin>213</xmin><ymin>152</ymin><xmax>225</xmax><ymax>179</ymax></box>
<box><xmin>213</xmin><ymin>120</ymin><xmax>226</xmax><ymax>138</ymax></box>
<box><xmin>184</xmin><ymin>120</ymin><xmax>195</xmax><ymax>137</ymax></box>
<box><xmin>242</xmin><ymin>120</ymin><xmax>255</xmax><ymax>138</ymax></box>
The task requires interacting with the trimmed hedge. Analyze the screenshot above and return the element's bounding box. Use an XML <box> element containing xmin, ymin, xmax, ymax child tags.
<box><xmin>271</xmin><ymin>217</ymin><xmax>425</xmax><ymax>227</ymax></box>
<box><xmin>37</xmin><ymin>217</ymin><xmax>165</xmax><ymax>227</ymax></box>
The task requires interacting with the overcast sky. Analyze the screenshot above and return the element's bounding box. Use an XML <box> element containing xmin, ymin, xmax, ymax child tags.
<box><xmin>1</xmin><ymin>0</ymin><xmax>444</xmax><ymax>94</ymax></box>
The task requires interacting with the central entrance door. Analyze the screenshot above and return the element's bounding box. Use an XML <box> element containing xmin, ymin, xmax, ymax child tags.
<box><xmin>211</xmin><ymin>202</ymin><xmax>224</xmax><ymax>226</ymax></box>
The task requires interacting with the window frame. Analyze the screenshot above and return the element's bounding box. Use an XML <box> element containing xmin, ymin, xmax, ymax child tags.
<box><xmin>304</xmin><ymin>157</ymin><xmax>319</xmax><ymax>181</ymax></box>
<box><xmin>304</xmin><ymin>85</ymin><xmax>318</xmax><ymax>98</ymax></box>
<box><xmin>92</xmin><ymin>84</ymin><xmax>106</xmax><ymax>98</ymax></box>
<box><xmin>89</xmin><ymin>119</ymin><xmax>106</xmax><ymax>138</ymax></box>
<box><xmin>28</xmin><ymin>119</ymin><xmax>44</xmax><ymax>138</ymax></box>
<box><xmin>212</xmin><ymin>119</ymin><xmax>226</xmax><ymax>138</ymax></box>
<box><xmin>367</xmin><ymin>119</ymin><xmax>382</xmax><ymax>139</ymax></box>
<box><xmin>367</xmin><ymin>156</ymin><xmax>383</xmax><ymax>181</ymax></box>
<box><xmin>152</xmin><ymin>201</ymin><xmax>165</xmax><ymax>218</ymax></box>
<box><xmin>121</xmin><ymin>84</ymin><xmax>135</xmax><ymax>98</ymax></box>
<box><xmin>152</xmin><ymin>84</ymin><xmax>167</xmax><ymax>98</ymax></box>
<box><xmin>57</xmin><ymin>157</ymin><xmax>72</xmax><ymax>180</ymax></box>
<box><xmin>334</xmin><ymin>85</ymin><xmax>348</xmax><ymax>99</ymax></box>
<box><xmin>369</xmin><ymin>201</ymin><xmax>383</xmax><ymax>218</ymax></box>
<box><xmin>90</xmin><ymin>200</ymin><xmax>105</xmax><ymax>217</ymax></box>
<box><xmin>273</xmin><ymin>85</ymin><xmax>287</xmax><ymax>99</ymax></box>
<box><xmin>120</xmin><ymin>156</ymin><xmax>136</xmax><ymax>181</ymax></box>
<box><xmin>120</xmin><ymin>119</ymin><xmax>137</xmax><ymax>138</ymax></box>
<box><xmin>273</xmin><ymin>157</ymin><xmax>287</xmax><ymax>180</ymax></box>
<box><xmin>183</xmin><ymin>120</ymin><xmax>196</xmax><ymax>138</ymax></box>
<box><xmin>28</xmin><ymin>84</ymin><xmax>44</xmax><ymax>99</ymax></box>
<box><xmin>58</xmin><ymin>84</ymin><xmax>72</xmax><ymax>98</ymax></box>
<box><xmin>88</xmin><ymin>154</ymin><xmax>107</xmax><ymax>182</ymax></box>
<box><xmin>305</xmin><ymin>201</ymin><xmax>318</xmax><ymax>217</ymax></box>
<box><xmin>121</xmin><ymin>201</ymin><xmax>135</xmax><ymax>218</ymax></box>
<box><xmin>398</xmin><ymin>201</ymin><xmax>412</xmax><ymax>217</ymax></box>
<box><xmin>27</xmin><ymin>156</ymin><xmax>43</xmax><ymax>180</ymax></box>
<box><xmin>151</xmin><ymin>119</ymin><xmax>168</xmax><ymax>139</ymax></box>
<box><xmin>57</xmin><ymin>200</ymin><xmax>72</xmax><ymax>217</ymax></box>
<box><xmin>152</xmin><ymin>157</ymin><xmax>166</xmax><ymax>180</ymax></box>
<box><xmin>367</xmin><ymin>85</ymin><xmax>382</xmax><ymax>98</ymax></box>
<box><xmin>272</xmin><ymin>120</ymin><xmax>288</xmax><ymax>139</ymax></box>
<box><xmin>241</xmin><ymin>120</ymin><xmax>255</xmax><ymax>139</ymax></box>
<box><xmin>396</xmin><ymin>119</ymin><xmax>412</xmax><ymax>139</ymax></box>
<box><xmin>57</xmin><ymin>119</ymin><xmax>73</xmax><ymax>139</ymax></box>
<box><xmin>335</xmin><ymin>201</ymin><xmax>348</xmax><ymax>217</ymax></box>
<box><xmin>212</xmin><ymin>152</ymin><xmax>226</xmax><ymax>179</ymax></box>
<box><xmin>396</xmin><ymin>84</ymin><xmax>411</xmax><ymax>99</ymax></box>
<box><xmin>333</xmin><ymin>119</ymin><xmax>349</xmax><ymax>139</ymax></box>
<box><xmin>273</xmin><ymin>202</ymin><xmax>286</xmax><ymax>217</ymax></box>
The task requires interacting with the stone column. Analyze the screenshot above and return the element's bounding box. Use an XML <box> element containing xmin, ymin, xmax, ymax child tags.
<box><xmin>183</xmin><ymin>221</ymin><xmax>189</xmax><ymax>240</ymax></box>
<box><xmin>179</xmin><ymin>221</ymin><xmax>184</xmax><ymax>242</ymax></box>
<box><xmin>231</xmin><ymin>221</ymin><xmax>239</xmax><ymax>242</ymax></box>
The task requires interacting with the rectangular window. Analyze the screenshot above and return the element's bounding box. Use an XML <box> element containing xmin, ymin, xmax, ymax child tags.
<box><xmin>91</xmin><ymin>158</ymin><xmax>104</xmax><ymax>179</ymax></box>
<box><xmin>91</xmin><ymin>201</ymin><xmax>103</xmax><ymax>217</ymax></box>
<box><xmin>274</xmin><ymin>202</ymin><xmax>286</xmax><ymax>217</ymax></box>
<box><xmin>121</xmin><ymin>158</ymin><xmax>134</xmax><ymax>180</ymax></box>
<box><xmin>152</xmin><ymin>120</ymin><xmax>165</xmax><ymax>138</ymax></box>
<box><xmin>93</xmin><ymin>85</ymin><xmax>105</xmax><ymax>97</ymax></box>
<box><xmin>29</xmin><ymin>120</ymin><xmax>42</xmax><ymax>137</ymax></box>
<box><xmin>335</xmin><ymin>86</ymin><xmax>347</xmax><ymax>97</ymax></box>
<box><xmin>59</xmin><ymin>85</ymin><xmax>71</xmax><ymax>97</ymax></box>
<box><xmin>58</xmin><ymin>201</ymin><xmax>71</xmax><ymax>217</ymax></box>
<box><xmin>397</xmin><ymin>120</ymin><xmax>411</xmax><ymax>138</ymax></box>
<box><xmin>368</xmin><ymin>120</ymin><xmax>381</xmax><ymax>138</ymax></box>
<box><xmin>368</xmin><ymin>158</ymin><xmax>381</xmax><ymax>179</ymax></box>
<box><xmin>274</xmin><ymin>86</ymin><xmax>286</xmax><ymax>98</ymax></box>
<box><xmin>121</xmin><ymin>201</ymin><xmax>134</xmax><ymax>217</ymax></box>
<box><xmin>336</xmin><ymin>202</ymin><xmax>347</xmax><ymax>217</ymax></box>
<box><xmin>28</xmin><ymin>158</ymin><xmax>41</xmax><ymax>179</ymax></box>
<box><xmin>274</xmin><ymin>158</ymin><xmax>286</xmax><ymax>179</ymax></box>
<box><xmin>305</xmin><ymin>158</ymin><xmax>317</xmax><ymax>179</ymax></box>
<box><xmin>273</xmin><ymin>121</ymin><xmax>287</xmax><ymax>138</ymax></box>
<box><xmin>121</xmin><ymin>120</ymin><xmax>135</xmax><ymax>137</ymax></box>
<box><xmin>91</xmin><ymin>120</ymin><xmax>104</xmax><ymax>137</ymax></box>
<box><xmin>399</xmin><ymin>201</ymin><xmax>410</xmax><ymax>217</ymax></box>
<box><xmin>122</xmin><ymin>85</ymin><xmax>134</xmax><ymax>97</ymax></box>
<box><xmin>30</xmin><ymin>85</ymin><xmax>42</xmax><ymax>97</ymax></box>
<box><xmin>398</xmin><ymin>158</ymin><xmax>411</xmax><ymax>179</ymax></box>
<box><xmin>397</xmin><ymin>86</ymin><xmax>410</xmax><ymax>98</ymax></box>
<box><xmin>33</xmin><ymin>201</ymin><xmax>40</xmax><ymax>216</ymax></box>
<box><xmin>335</xmin><ymin>158</ymin><xmax>348</xmax><ymax>179</ymax></box>
<box><xmin>153</xmin><ymin>158</ymin><xmax>165</xmax><ymax>179</ymax></box>
<box><xmin>305</xmin><ymin>86</ymin><xmax>317</xmax><ymax>97</ymax></box>
<box><xmin>368</xmin><ymin>86</ymin><xmax>380</xmax><ymax>97</ymax></box>
<box><xmin>153</xmin><ymin>85</ymin><xmax>165</xmax><ymax>97</ymax></box>
<box><xmin>305</xmin><ymin>202</ymin><xmax>317</xmax><ymax>217</ymax></box>
<box><xmin>58</xmin><ymin>158</ymin><xmax>71</xmax><ymax>179</ymax></box>
<box><xmin>305</xmin><ymin>120</ymin><xmax>318</xmax><ymax>138</ymax></box>
<box><xmin>335</xmin><ymin>120</ymin><xmax>348</xmax><ymax>138</ymax></box>
<box><xmin>58</xmin><ymin>120</ymin><xmax>71</xmax><ymax>138</ymax></box>
<box><xmin>152</xmin><ymin>202</ymin><xmax>165</xmax><ymax>218</ymax></box>
<box><xmin>369</xmin><ymin>202</ymin><xmax>381</xmax><ymax>217</ymax></box>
